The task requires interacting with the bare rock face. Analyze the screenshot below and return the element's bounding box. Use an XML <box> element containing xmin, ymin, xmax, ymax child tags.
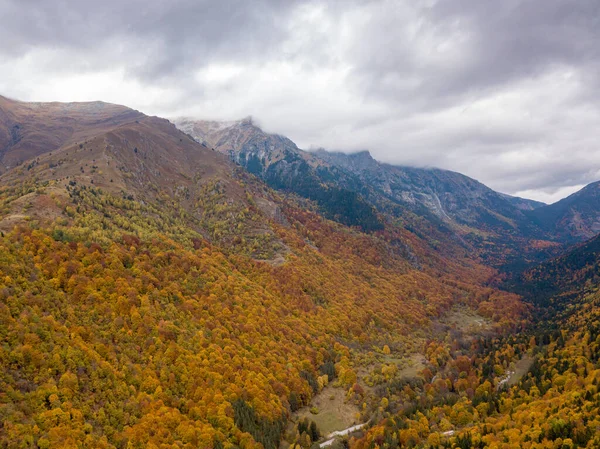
<box><xmin>174</xmin><ymin>117</ymin><xmax>385</xmax><ymax>232</ymax></box>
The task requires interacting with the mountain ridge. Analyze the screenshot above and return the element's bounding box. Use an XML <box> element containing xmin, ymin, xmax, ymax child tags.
<box><xmin>527</xmin><ymin>180</ymin><xmax>600</xmax><ymax>242</ymax></box>
<box><xmin>174</xmin><ymin>117</ymin><xmax>598</xmax><ymax>267</ymax></box>
<box><xmin>0</xmin><ymin>95</ymin><xmax>144</xmax><ymax>174</ymax></box>
<box><xmin>174</xmin><ymin>118</ymin><xmax>547</xmax><ymax>226</ymax></box>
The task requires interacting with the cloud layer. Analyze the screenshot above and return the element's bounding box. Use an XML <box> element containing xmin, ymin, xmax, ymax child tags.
<box><xmin>1</xmin><ymin>0</ymin><xmax>599</xmax><ymax>203</ymax></box>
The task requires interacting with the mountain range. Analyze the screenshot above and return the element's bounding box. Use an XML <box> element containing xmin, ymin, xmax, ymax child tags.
<box><xmin>2</xmin><ymin>95</ymin><xmax>600</xmax><ymax>448</ymax></box>
<box><xmin>2</xmin><ymin>97</ymin><xmax>594</xmax><ymax>255</ymax></box>
<box><xmin>175</xmin><ymin>116</ymin><xmax>600</xmax><ymax>266</ymax></box>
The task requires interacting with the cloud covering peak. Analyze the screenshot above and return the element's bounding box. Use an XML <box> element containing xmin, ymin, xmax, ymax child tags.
<box><xmin>1</xmin><ymin>0</ymin><xmax>599</xmax><ymax>203</ymax></box>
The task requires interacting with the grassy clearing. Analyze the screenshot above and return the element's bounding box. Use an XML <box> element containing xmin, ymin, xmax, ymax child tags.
<box><xmin>439</xmin><ymin>305</ymin><xmax>492</xmax><ymax>333</ymax></box>
<box><xmin>293</xmin><ymin>385</ymin><xmax>360</xmax><ymax>436</ymax></box>
<box><xmin>508</xmin><ymin>354</ymin><xmax>534</xmax><ymax>387</ymax></box>
<box><xmin>395</xmin><ymin>353</ymin><xmax>427</xmax><ymax>379</ymax></box>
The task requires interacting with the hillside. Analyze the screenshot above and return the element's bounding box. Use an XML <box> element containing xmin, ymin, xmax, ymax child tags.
<box><xmin>0</xmin><ymin>95</ymin><xmax>143</xmax><ymax>174</ymax></box>
<box><xmin>352</xmin><ymin>226</ymin><xmax>600</xmax><ymax>449</ymax></box>
<box><xmin>0</xmin><ymin>98</ymin><xmax>528</xmax><ymax>449</ymax></box>
<box><xmin>315</xmin><ymin>150</ymin><xmax>538</xmax><ymax>234</ymax></box>
<box><xmin>0</xmin><ymin>114</ymin><xmax>293</xmax><ymax>260</ymax></box>
<box><xmin>510</xmin><ymin>232</ymin><xmax>600</xmax><ymax>311</ymax></box>
<box><xmin>175</xmin><ymin>118</ymin><xmax>565</xmax><ymax>266</ymax></box>
<box><xmin>528</xmin><ymin>181</ymin><xmax>600</xmax><ymax>242</ymax></box>
<box><xmin>499</xmin><ymin>193</ymin><xmax>546</xmax><ymax>211</ymax></box>
<box><xmin>175</xmin><ymin>117</ymin><xmax>386</xmax><ymax>233</ymax></box>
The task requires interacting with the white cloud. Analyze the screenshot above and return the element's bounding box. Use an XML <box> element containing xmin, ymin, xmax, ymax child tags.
<box><xmin>514</xmin><ymin>185</ymin><xmax>586</xmax><ymax>204</ymax></box>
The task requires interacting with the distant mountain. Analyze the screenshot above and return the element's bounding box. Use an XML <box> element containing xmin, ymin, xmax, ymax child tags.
<box><xmin>314</xmin><ymin>150</ymin><xmax>540</xmax><ymax>234</ymax></box>
<box><xmin>176</xmin><ymin>119</ymin><xmax>540</xmax><ymax>230</ymax></box>
<box><xmin>509</xmin><ymin>231</ymin><xmax>600</xmax><ymax>315</ymax></box>
<box><xmin>175</xmin><ymin>117</ymin><xmax>302</xmax><ymax>169</ymax></box>
<box><xmin>0</xmin><ymin>95</ymin><xmax>143</xmax><ymax>173</ymax></box>
<box><xmin>527</xmin><ymin>181</ymin><xmax>600</xmax><ymax>242</ymax></box>
<box><xmin>175</xmin><ymin>118</ymin><xmax>565</xmax><ymax>264</ymax></box>
<box><xmin>498</xmin><ymin>192</ymin><xmax>546</xmax><ymax>211</ymax></box>
<box><xmin>175</xmin><ymin>117</ymin><xmax>385</xmax><ymax>232</ymax></box>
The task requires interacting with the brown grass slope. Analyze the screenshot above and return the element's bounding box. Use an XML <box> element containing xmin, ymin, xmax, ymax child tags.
<box><xmin>0</xmin><ymin>95</ymin><xmax>143</xmax><ymax>173</ymax></box>
<box><xmin>0</xmin><ymin>112</ymin><xmax>291</xmax><ymax>259</ymax></box>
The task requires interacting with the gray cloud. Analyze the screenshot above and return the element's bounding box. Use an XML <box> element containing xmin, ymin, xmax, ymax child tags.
<box><xmin>0</xmin><ymin>0</ymin><xmax>305</xmax><ymax>79</ymax></box>
<box><xmin>1</xmin><ymin>0</ymin><xmax>599</xmax><ymax>203</ymax></box>
<box><xmin>428</xmin><ymin>0</ymin><xmax>600</xmax><ymax>93</ymax></box>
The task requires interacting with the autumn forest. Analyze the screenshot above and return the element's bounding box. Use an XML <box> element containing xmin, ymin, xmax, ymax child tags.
<box><xmin>1</xmin><ymin>95</ymin><xmax>600</xmax><ymax>449</ymax></box>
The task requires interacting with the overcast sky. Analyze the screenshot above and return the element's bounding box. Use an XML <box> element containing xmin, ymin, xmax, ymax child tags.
<box><xmin>1</xmin><ymin>0</ymin><xmax>599</xmax><ymax>203</ymax></box>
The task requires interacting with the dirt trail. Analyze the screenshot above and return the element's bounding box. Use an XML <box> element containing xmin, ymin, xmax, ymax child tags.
<box><xmin>319</xmin><ymin>423</ymin><xmax>366</xmax><ymax>448</ymax></box>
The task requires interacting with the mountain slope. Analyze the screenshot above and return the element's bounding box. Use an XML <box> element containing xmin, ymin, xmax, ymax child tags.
<box><xmin>175</xmin><ymin>117</ymin><xmax>302</xmax><ymax>167</ymax></box>
<box><xmin>176</xmin><ymin>117</ymin><xmax>385</xmax><ymax>232</ymax></box>
<box><xmin>0</xmin><ymin>114</ymin><xmax>292</xmax><ymax>260</ymax></box>
<box><xmin>510</xmin><ymin>231</ymin><xmax>600</xmax><ymax>310</ymax></box>
<box><xmin>499</xmin><ymin>192</ymin><xmax>546</xmax><ymax>211</ymax></box>
<box><xmin>175</xmin><ymin>118</ymin><xmax>563</xmax><ymax>266</ymax></box>
<box><xmin>528</xmin><ymin>181</ymin><xmax>600</xmax><ymax>242</ymax></box>
<box><xmin>0</xmin><ymin>95</ymin><xmax>143</xmax><ymax>173</ymax></box>
<box><xmin>315</xmin><ymin>150</ymin><xmax>536</xmax><ymax>233</ymax></box>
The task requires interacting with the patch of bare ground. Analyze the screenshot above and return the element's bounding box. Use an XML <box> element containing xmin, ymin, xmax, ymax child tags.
<box><xmin>0</xmin><ymin>214</ymin><xmax>30</xmax><ymax>232</ymax></box>
<box><xmin>253</xmin><ymin>239</ymin><xmax>291</xmax><ymax>266</ymax></box>
<box><xmin>258</xmin><ymin>252</ymin><xmax>287</xmax><ymax>266</ymax></box>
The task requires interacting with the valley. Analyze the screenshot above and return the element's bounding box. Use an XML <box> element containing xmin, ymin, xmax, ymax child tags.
<box><xmin>1</xmin><ymin>96</ymin><xmax>600</xmax><ymax>449</ymax></box>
